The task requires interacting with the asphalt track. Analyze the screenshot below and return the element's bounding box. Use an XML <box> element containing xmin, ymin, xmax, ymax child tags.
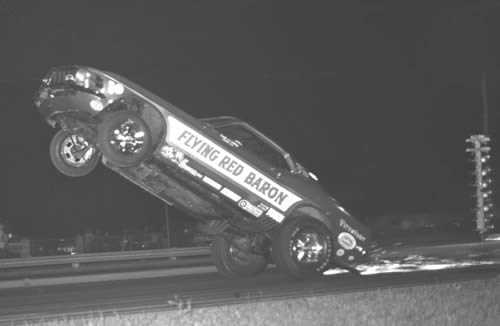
<box><xmin>0</xmin><ymin>264</ymin><xmax>498</xmax><ymax>324</ymax></box>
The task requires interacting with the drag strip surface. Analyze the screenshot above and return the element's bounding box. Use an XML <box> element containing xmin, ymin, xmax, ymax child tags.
<box><xmin>0</xmin><ymin>265</ymin><xmax>498</xmax><ymax>324</ymax></box>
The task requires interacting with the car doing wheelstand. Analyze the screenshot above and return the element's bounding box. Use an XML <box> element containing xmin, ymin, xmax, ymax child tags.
<box><xmin>35</xmin><ymin>66</ymin><xmax>373</xmax><ymax>278</ymax></box>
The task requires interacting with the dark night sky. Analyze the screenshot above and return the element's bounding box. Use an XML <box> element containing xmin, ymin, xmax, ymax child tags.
<box><xmin>2</xmin><ymin>1</ymin><xmax>499</xmax><ymax>236</ymax></box>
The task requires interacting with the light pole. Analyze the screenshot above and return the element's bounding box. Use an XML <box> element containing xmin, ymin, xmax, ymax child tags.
<box><xmin>481</xmin><ymin>72</ymin><xmax>489</xmax><ymax>135</ymax></box>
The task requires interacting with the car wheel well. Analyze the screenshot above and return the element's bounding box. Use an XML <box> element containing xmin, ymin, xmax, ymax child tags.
<box><xmin>100</xmin><ymin>99</ymin><xmax>166</xmax><ymax>149</ymax></box>
<box><xmin>292</xmin><ymin>206</ymin><xmax>329</xmax><ymax>225</ymax></box>
<box><xmin>50</xmin><ymin>112</ymin><xmax>97</xmax><ymax>142</ymax></box>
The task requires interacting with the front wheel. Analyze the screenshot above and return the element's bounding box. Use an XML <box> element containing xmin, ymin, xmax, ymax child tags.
<box><xmin>211</xmin><ymin>235</ymin><xmax>267</xmax><ymax>277</ymax></box>
<box><xmin>97</xmin><ymin>111</ymin><xmax>153</xmax><ymax>167</ymax></box>
<box><xmin>49</xmin><ymin>129</ymin><xmax>100</xmax><ymax>177</ymax></box>
<box><xmin>272</xmin><ymin>217</ymin><xmax>333</xmax><ymax>278</ymax></box>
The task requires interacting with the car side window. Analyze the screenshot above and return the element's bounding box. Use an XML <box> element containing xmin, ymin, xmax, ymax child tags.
<box><xmin>216</xmin><ymin>124</ymin><xmax>289</xmax><ymax>171</ymax></box>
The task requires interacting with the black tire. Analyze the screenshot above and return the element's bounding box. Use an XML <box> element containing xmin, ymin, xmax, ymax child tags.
<box><xmin>272</xmin><ymin>217</ymin><xmax>333</xmax><ymax>279</ymax></box>
<box><xmin>97</xmin><ymin>111</ymin><xmax>153</xmax><ymax>167</ymax></box>
<box><xmin>49</xmin><ymin>129</ymin><xmax>100</xmax><ymax>177</ymax></box>
<box><xmin>211</xmin><ymin>235</ymin><xmax>267</xmax><ymax>277</ymax></box>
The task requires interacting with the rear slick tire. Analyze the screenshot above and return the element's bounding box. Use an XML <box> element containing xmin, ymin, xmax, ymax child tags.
<box><xmin>97</xmin><ymin>111</ymin><xmax>153</xmax><ymax>167</ymax></box>
<box><xmin>211</xmin><ymin>235</ymin><xmax>267</xmax><ymax>278</ymax></box>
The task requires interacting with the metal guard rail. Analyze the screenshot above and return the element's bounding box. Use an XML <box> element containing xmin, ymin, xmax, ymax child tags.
<box><xmin>0</xmin><ymin>247</ymin><xmax>211</xmax><ymax>269</ymax></box>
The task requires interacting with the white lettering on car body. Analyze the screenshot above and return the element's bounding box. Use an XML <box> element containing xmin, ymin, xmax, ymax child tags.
<box><xmin>339</xmin><ymin>219</ymin><xmax>367</xmax><ymax>242</ymax></box>
<box><xmin>166</xmin><ymin>116</ymin><xmax>302</xmax><ymax>212</ymax></box>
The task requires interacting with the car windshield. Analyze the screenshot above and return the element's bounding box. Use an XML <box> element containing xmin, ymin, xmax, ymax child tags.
<box><xmin>202</xmin><ymin>117</ymin><xmax>290</xmax><ymax>171</ymax></box>
<box><xmin>216</xmin><ymin>124</ymin><xmax>290</xmax><ymax>170</ymax></box>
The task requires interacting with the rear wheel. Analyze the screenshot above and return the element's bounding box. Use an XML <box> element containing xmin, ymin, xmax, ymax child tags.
<box><xmin>272</xmin><ymin>217</ymin><xmax>333</xmax><ymax>278</ymax></box>
<box><xmin>211</xmin><ymin>235</ymin><xmax>267</xmax><ymax>277</ymax></box>
<box><xmin>50</xmin><ymin>129</ymin><xmax>100</xmax><ymax>177</ymax></box>
<box><xmin>97</xmin><ymin>111</ymin><xmax>153</xmax><ymax>167</ymax></box>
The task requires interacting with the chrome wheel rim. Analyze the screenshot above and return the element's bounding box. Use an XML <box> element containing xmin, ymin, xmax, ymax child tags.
<box><xmin>291</xmin><ymin>228</ymin><xmax>328</xmax><ymax>264</ymax></box>
<box><xmin>109</xmin><ymin>119</ymin><xmax>146</xmax><ymax>154</ymax></box>
<box><xmin>60</xmin><ymin>135</ymin><xmax>96</xmax><ymax>167</ymax></box>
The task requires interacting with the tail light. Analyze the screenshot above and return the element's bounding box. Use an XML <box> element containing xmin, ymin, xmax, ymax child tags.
<box><xmin>45</xmin><ymin>67</ymin><xmax>124</xmax><ymax>97</ymax></box>
<box><xmin>74</xmin><ymin>69</ymin><xmax>124</xmax><ymax>96</ymax></box>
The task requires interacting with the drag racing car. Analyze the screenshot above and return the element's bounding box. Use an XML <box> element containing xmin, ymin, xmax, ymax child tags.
<box><xmin>34</xmin><ymin>66</ymin><xmax>372</xmax><ymax>278</ymax></box>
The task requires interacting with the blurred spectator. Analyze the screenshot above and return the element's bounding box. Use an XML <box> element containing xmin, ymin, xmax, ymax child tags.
<box><xmin>0</xmin><ymin>223</ymin><xmax>8</xmax><ymax>258</ymax></box>
<box><xmin>120</xmin><ymin>229</ymin><xmax>129</xmax><ymax>251</ymax></box>
<box><xmin>74</xmin><ymin>231</ymin><xmax>84</xmax><ymax>254</ymax></box>
<box><xmin>150</xmin><ymin>230</ymin><xmax>162</xmax><ymax>249</ymax></box>
<box><xmin>94</xmin><ymin>229</ymin><xmax>105</xmax><ymax>252</ymax></box>
<box><xmin>144</xmin><ymin>225</ymin><xmax>161</xmax><ymax>249</ymax></box>
<box><xmin>83</xmin><ymin>228</ymin><xmax>95</xmax><ymax>253</ymax></box>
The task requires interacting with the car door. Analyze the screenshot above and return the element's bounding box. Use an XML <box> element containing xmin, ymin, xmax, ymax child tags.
<box><xmin>212</xmin><ymin>123</ymin><xmax>304</xmax><ymax>217</ymax></box>
<box><xmin>164</xmin><ymin>116</ymin><xmax>303</xmax><ymax>220</ymax></box>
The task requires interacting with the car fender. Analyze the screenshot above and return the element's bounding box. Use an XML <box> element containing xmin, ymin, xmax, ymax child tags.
<box><xmin>289</xmin><ymin>205</ymin><xmax>337</xmax><ymax>234</ymax></box>
<box><xmin>288</xmin><ymin>203</ymin><xmax>372</xmax><ymax>267</ymax></box>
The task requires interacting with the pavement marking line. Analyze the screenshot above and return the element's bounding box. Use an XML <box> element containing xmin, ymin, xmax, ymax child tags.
<box><xmin>0</xmin><ymin>266</ymin><xmax>217</xmax><ymax>290</ymax></box>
